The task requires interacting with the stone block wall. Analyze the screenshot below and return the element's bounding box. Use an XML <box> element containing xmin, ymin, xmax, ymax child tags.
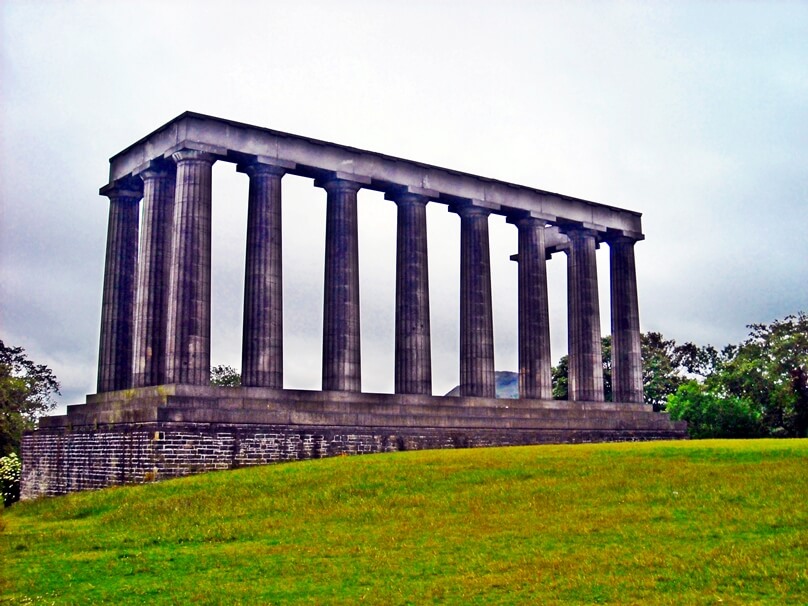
<box><xmin>21</xmin><ymin>421</ymin><xmax>684</xmax><ymax>500</ymax></box>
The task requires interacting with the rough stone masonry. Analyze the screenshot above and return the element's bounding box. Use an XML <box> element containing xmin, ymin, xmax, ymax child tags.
<box><xmin>22</xmin><ymin>112</ymin><xmax>686</xmax><ymax>499</ymax></box>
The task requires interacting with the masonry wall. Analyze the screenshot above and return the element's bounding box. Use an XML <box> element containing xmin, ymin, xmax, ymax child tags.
<box><xmin>21</xmin><ymin>422</ymin><xmax>684</xmax><ymax>500</ymax></box>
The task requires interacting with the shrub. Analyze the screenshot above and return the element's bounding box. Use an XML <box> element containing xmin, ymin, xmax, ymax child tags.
<box><xmin>1</xmin><ymin>452</ymin><xmax>21</xmax><ymax>506</ymax></box>
<box><xmin>667</xmin><ymin>381</ymin><xmax>763</xmax><ymax>439</ymax></box>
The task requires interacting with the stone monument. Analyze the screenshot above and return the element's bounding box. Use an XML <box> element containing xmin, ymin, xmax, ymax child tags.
<box><xmin>21</xmin><ymin>112</ymin><xmax>685</xmax><ymax>498</ymax></box>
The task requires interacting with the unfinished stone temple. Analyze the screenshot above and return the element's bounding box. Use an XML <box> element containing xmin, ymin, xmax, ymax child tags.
<box><xmin>22</xmin><ymin>112</ymin><xmax>686</xmax><ymax>498</ymax></box>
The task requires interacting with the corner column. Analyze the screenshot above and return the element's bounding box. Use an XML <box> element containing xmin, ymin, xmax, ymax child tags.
<box><xmin>165</xmin><ymin>150</ymin><xmax>216</xmax><ymax>385</ymax></box>
<box><xmin>563</xmin><ymin>227</ymin><xmax>605</xmax><ymax>402</ymax></box>
<box><xmin>97</xmin><ymin>183</ymin><xmax>142</xmax><ymax>393</ymax></box>
<box><xmin>132</xmin><ymin>166</ymin><xmax>176</xmax><ymax>387</ymax></box>
<box><xmin>609</xmin><ymin>236</ymin><xmax>643</xmax><ymax>403</ymax></box>
<box><xmin>389</xmin><ymin>191</ymin><xmax>432</xmax><ymax>395</ymax></box>
<box><xmin>509</xmin><ymin>215</ymin><xmax>552</xmax><ymax>399</ymax></box>
<box><xmin>317</xmin><ymin>176</ymin><xmax>367</xmax><ymax>392</ymax></box>
<box><xmin>454</xmin><ymin>203</ymin><xmax>495</xmax><ymax>398</ymax></box>
<box><xmin>238</xmin><ymin>161</ymin><xmax>290</xmax><ymax>388</ymax></box>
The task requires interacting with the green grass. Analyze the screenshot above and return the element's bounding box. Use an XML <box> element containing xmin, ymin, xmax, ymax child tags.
<box><xmin>1</xmin><ymin>440</ymin><xmax>807</xmax><ymax>605</ymax></box>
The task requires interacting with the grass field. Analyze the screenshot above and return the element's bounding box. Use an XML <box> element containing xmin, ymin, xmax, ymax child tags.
<box><xmin>1</xmin><ymin>439</ymin><xmax>806</xmax><ymax>605</ymax></box>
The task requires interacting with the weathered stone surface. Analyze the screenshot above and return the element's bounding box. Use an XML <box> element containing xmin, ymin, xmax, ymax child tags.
<box><xmin>22</xmin><ymin>386</ymin><xmax>687</xmax><ymax>499</ymax></box>
<box><xmin>165</xmin><ymin>150</ymin><xmax>215</xmax><ymax>385</ymax></box>
<box><xmin>238</xmin><ymin>161</ymin><xmax>287</xmax><ymax>388</ymax></box>
<box><xmin>609</xmin><ymin>236</ymin><xmax>644</xmax><ymax>403</ymax></box>
<box><xmin>97</xmin><ymin>185</ymin><xmax>141</xmax><ymax>392</ymax></box>
<box><xmin>563</xmin><ymin>227</ymin><xmax>605</xmax><ymax>402</ymax></box>
<box><xmin>391</xmin><ymin>191</ymin><xmax>432</xmax><ymax>395</ymax></box>
<box><xmin>454</xmin><ymin>202</ymin><xmax>496</xmax><ymax>398</ymax></box>
<box><xmin>132</xmin><ymin>166</ymin><xmax>175</xmax><ymax>387</ymax></box>
<box><xmin>510</xmin><ymin>215</ymin><xmax>553</xmax><ymax>399</ymax></box>
<box><xmin>318</xmin><ymin>177</ymin><xmax>365</xmax><ymax>392</ymax></box>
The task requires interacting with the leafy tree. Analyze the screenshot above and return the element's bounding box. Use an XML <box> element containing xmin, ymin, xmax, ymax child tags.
<box><xmin>0</xmin><ymin>340</ymin><xmax>60</xmax><ymax>456</ymax></box>
<box><xmin>642</xmin><ymin>332</ymin><xmax>686</xmax><ymax>411</ymax></box>
<box><xmin>709</xmin><ymin>313</ymin><xmax>808</xmax><ymax>437</ymax></box>
<box><xmin>211</xmin><ymin>365</ymin><xmax>241</xmax><ymax>387</ymax></box>
<box><xmin>667</xmin><ymin>313</ymin><xmax>807</xmax><ymax>438</ymax></box>
<box><xmin>667</xmin><ymin>381</ymin><xmax>762</xmax><ymax>439</ymax></box>
<box><xmin>551</xmin><ymin>332</ymin><xmax>684</xmax><ymax>408</ymax></box>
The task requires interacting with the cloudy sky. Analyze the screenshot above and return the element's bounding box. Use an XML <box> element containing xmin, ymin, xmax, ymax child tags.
<box><xmin>1</xmin><ymin>1</ymin><xmax>806</xmax><ymax>413</ymax></box>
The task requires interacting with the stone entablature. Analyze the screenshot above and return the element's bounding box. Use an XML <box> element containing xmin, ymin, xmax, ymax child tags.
<box><xmin>108</xmin><ymin>112</ymin><xmax>642</xmax><ymax>238</ymax></box>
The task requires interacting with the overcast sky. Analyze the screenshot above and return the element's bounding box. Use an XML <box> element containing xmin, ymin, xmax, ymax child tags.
<box><xmin>1</xmin><ymin>0</ymin><xmax>806</xmax><ymax>413</ymax></box>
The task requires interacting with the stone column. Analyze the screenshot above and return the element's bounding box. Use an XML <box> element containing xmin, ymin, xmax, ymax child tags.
<box><xmin>237</xmin><ymin>161</ymin><xmax>287</xmax><ymax>388</ymax></box>
<box><xmin>132</xmin><ymin>167</ymin><xmax>175</xmax><ymax>387</ymax></box>
<box><xmin>509</xmin><ymin>215</ymin><xmax>552</xmax><ymax>400</ymax></box>
<box><xmin>609</xmin><ymin>236</ymin><xmax>643</xmax><ymax>403</ymax></box>
<box><xmin>318</xmin><ymin>177</ymin><xmax>364</xmax><ymax>392</ymax></box>
<box><xmin>455</xmin><ymin>203</ymin><xmax>495</xmax><ymax>398</ymax></box>
<box><xmin>165</xmin><ymin>150</ymin><xmax>215</xmax><ymax>385</ymax></box>
<box><xmin>97</xmin><ymin>184</ymin><xmax>141</xmax><ymax>393</ymax></box>
<box><xmin>564</xmin><ymin>227</ymin><xmax>605</xmax><ymax>402</ymax></box>
<box><xmin>390</xmin><ymin>192</ymin><xmax>432</xmax><ymax>395</ymax></box>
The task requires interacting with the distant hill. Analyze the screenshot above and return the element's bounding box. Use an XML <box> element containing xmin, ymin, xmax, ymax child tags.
<box><xmin>444</xmin><ymin>370</ymin><xmax>519</xmax><ymax>398</ymax></box>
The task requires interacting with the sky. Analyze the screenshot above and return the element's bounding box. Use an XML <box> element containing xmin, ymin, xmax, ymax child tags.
<box><xmin>1</xmin><ymin>0</ymin><xmax>806</xmax><ymax>414</ymax></box>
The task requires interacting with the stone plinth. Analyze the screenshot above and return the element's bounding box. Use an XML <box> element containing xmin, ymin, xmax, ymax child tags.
<box><xmin>22</xmin><ymin>387</ymin><xmax>687</xmax><ymax>499</ymax></box>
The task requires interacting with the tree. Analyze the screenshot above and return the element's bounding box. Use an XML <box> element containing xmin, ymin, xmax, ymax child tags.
<box><xmin>210</xmin><ymin>365</ymin><xmax>241</xmax><ymax>387</ymax></box>
<box><xmin>0</xmin><ymin>340</ymin><xmax>60</xmax><ymax>456</ymax></box>
<box><xmin>709</xmin><ymin>313</ymin><xmax>808</xmax><ymax>437</ymax></box>
<box><xmin>667</xmin><ymin>381</ymin><xmax>762</xmax><ymax>439</ymax></box>
<box><xmin>666</xmin><ymin>313</ymin><xmax>807</xmax><ymax>438</ymax></box>
<box><xmin>551</xmin><ymin>332</ymin><xmax>684</xmax><ymax>408</ymax></box>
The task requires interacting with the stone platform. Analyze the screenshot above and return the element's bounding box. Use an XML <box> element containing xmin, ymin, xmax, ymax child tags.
<box><xmin>21</xmin><ymin>386</ymin><xmax>687</xmax><ymax>499</ymax></box>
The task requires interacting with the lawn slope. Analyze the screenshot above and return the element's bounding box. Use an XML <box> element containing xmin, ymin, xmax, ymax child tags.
<box><xmin>2</xmin><ymin>440</ymin><xmax>807</xmax><ymax>605</ymax></box>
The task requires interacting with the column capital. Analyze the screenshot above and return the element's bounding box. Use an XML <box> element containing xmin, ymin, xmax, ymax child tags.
<box><xmin>171</xmin><ymin>149</ymin><xmax>216</xmax><ymax>164</ymax></box>
<box><xmin>558</xmin><ymin>223</ymin><xmax>602</xmax><ymax>240</ymax></box>
<box><xmin>99</xmin><ymin>181</ymin><xmax>142</xmax><ymax>200</ymax></box>
<box><xmin>506</xmin><ymin>212</ymin><xmax>544</xmax><ymax>230</ymax></box>
<box><xmin>236</xmin><ymin>162</ymin><xmax>288</xmax><ymax>178</ymax></box>
<box><xmin>385</xmin><ymin>191</ymin><xmax>429</xmax><ymax>207</ymax></box>
<box><xmin>602</xmin><ymin>230</ymin><xmax>645</xmax><ymax>245</ymax></box>
<box><xmin>451</xmin><ymin>199</ymin><xmax>494</xmax><ymax>218</ymax></box>
<box><xmin>314</xmin><ymin>172</ymin><xmax>371</xmax><ymax>192</ymax></box>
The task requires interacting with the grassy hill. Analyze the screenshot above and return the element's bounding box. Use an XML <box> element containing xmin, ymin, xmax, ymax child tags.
<box><xmin>2</xmin><ymin>440</ymin><xmax>806</xmax><ymax>604</ymax></box>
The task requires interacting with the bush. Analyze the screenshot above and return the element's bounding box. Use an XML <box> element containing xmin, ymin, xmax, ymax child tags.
<box><xmin>667</xmin><ymin>381</ymin><xmax>763</xmax><ymax>439</ymax></box>
<box><xmin>1</xmin><ymin>452</ymin><xmax>21</xmax><ymax>506</ymax></box>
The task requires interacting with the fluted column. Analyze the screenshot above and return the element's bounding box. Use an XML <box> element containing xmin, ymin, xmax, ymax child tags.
<box><xmin>509</xmin><ymin>215</ymin><xmax>552</xmax><ymax>399</ymax></box>
<box><xmin>318</xmin><ymin>177</ymin><xmax>363</xmax><ymax>392</ymax></box>
<box><xmin>390</xmin><ymin>192</ymin><xmax>432</xmax><ymax>395</ymax></box>
<box><xmin>238</xmin><ymin>161</ymin><xmax>286</xmax><ymax>388</ymax></box>
<box><xmin>563</xmin><ymin>227</ymin><xmax>604</xmax><ymax>401</ymax></box>
<box><xmin>609</xmin><ymin>236</ymin><xmax>643</xmax><ymax>403</ymax></box>
<box><xmin>97</xmin><ymin>184</ymin><xmax>141</xmax><ymax>392</ymax></box>
<box><xmin>455</xmin><ymin>203</ymin><xmax>495</xmax><ymax>398</ymax></box>
<box><xmin>132</xmin><ymin>167</ymin><xmax>175</xmax><ymax>387</ymax></box>
<box><xmin>165</xmin><ymin>150</ymin><xmax>215</xmax><ymax>385</ymax></box>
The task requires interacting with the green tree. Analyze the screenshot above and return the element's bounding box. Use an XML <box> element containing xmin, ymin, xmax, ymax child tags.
<box><xmin>667</xmin><ymin>381</ymin><xmax>762</xmax><ymax>439</ymax></box>
<box><xmin>710</xmin><ymin>313</ymin><xmax>808</xmax><ymax>437</ymax></box>
<box><xmin>0</xmin><ymin>340</ymin><xmax>60</xmax><ymax>455</ymax></box>
<box><xmin>551</xmin><ymin>332</ymin><xmax>684</xmax><ymax>408</ymax></box>
<box><xmin>211</xmin><ymin>365</ymin><xmax>241</xmax><ymax>387</ymax></box>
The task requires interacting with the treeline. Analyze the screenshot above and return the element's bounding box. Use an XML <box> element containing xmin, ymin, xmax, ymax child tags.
<box><xmin>552</xmin><ymin>312</ymin><xmax>808</xmax><ymax>438</ymax></box>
